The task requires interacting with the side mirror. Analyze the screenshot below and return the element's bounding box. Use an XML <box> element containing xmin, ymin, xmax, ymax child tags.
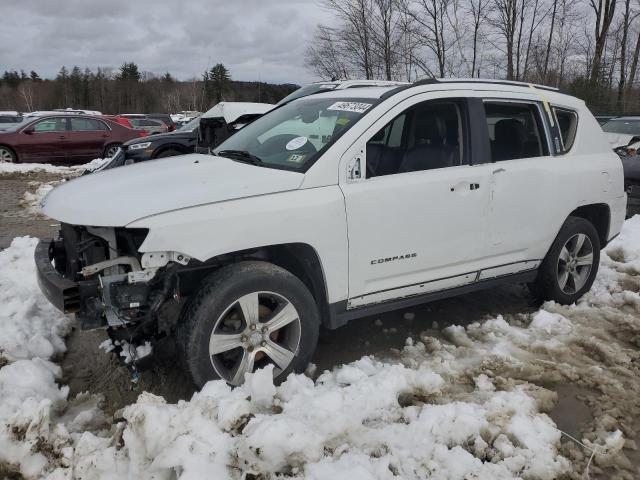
<box><xmin>23</xmin><ymin>127</ymin><xmax>34</xmax><ymax>135</ymax></box>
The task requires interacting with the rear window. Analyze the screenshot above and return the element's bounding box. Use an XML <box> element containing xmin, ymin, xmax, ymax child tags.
<box><xmin>553</xmin><ymin>108</ymin><xmax>578</xmax><ymax>153</ymax></box>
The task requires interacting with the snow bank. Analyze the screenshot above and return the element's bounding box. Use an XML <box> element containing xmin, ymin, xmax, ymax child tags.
<box><xmin>0</xmin><ymin>217</ymin><xmax>639</xmax><ymax>478</ymax></box>
<box><xmin>0</xmin><ymin>157</ymin><xmax>109</xmax><ymax>176</ymax></box>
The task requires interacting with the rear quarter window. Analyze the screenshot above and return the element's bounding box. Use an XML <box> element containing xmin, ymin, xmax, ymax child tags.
<box><xmin>553</xmin><ymin>107</ymin><xmax>578</xmax><ymax>153</ymax></box>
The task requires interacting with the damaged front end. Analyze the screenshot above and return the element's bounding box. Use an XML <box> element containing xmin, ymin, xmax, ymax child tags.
<box><xmin>35</xmin><ymin>225</ymin><xmax>192</xmax><ymax>364</ymax></box>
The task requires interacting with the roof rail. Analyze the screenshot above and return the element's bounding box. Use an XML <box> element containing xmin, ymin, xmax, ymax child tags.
<box><xmin>414</xmin><ymin>77</ymin><xmax>559</xmax><ymax>92</ymax></box>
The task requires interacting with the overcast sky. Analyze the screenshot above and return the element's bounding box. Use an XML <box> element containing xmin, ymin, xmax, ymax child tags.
<box><xmin>0</xmin><ymin>0</ymin><xmax>332</xmax><ymax>85</ymax></box>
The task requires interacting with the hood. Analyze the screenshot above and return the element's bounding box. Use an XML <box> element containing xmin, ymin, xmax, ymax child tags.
<box><xmin>124</xmin><ymin>129</ymin><xmax>196</xmax><ymax>146</ymax></box>
<box><xmin>42</xmin><ymin>154</ymin><xmax>304</xmax><ymax>227</ymax></box>
<box><xmin>605</xmin><ymin>132</ymin><xmax>640</xmax><ymax>148</ymax></box>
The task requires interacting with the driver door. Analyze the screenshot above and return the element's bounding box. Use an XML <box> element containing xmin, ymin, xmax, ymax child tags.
<box><xmin>19</xmin><ymin>117</ymin><xmax>69</xmax><ymax>162</ymax></box>
<box><xmin>340</xmin><ymin>96</ymin><xmax>493</xmax><ymax>308</ymax></box>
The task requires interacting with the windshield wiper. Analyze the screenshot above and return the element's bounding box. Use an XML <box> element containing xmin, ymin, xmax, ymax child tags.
<box><xmin>217</xmin><ymin>149</ymin><xmax>265</xmax><ymax>166</ymax></box>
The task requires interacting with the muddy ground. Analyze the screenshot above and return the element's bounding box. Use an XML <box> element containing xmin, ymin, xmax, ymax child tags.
<box><xmin>2</xmin><ymin>170</ymin><xmax>638</xmax><ymax>478</ymax></box>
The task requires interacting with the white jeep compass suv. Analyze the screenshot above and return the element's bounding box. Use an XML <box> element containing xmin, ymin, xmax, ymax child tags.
<box><xmin>36</xmin><ymin>79</ymin><xmax>627</xmax><ymax>386</ymax></box>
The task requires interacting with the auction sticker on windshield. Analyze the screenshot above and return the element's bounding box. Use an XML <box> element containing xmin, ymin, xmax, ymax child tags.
<box><xmin>327</xmin><ymin>102</ymin><xmax>373</xmax><ymax>113</ymax></box>
<box><xmin>286</xmin><ymin>136</ymin><xmax>309</xmax><ymax>150</ymax></box>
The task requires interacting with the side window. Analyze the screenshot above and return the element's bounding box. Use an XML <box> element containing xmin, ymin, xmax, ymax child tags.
<box><xmin>70</xmin><ymin>118</ymin><xmax>108</xmax><ymax>131</ymax></box>
<box><xmin>483</xmin><ymin>101</ymin><xmax>549</xmax><ymax>161</ymax></box>
<box><xmin>366</xmin><ymin>102</ymin><xmax>463</xmax><ymax>178</ymax></box>
<box><xmin>33</xmin><ymin>117</ymin><xmax>67</xmax><ymax>132</ymax></box>
<box><xmin>553</xmin><ymin>108</ymin><xmax>578</xmax><ymax>153</ymax></box>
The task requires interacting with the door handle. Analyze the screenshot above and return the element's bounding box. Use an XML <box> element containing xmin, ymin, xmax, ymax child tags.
<box><xmin>492</xmin><ymin>168</ymin><xmax>506</xmax><ymax>174</ymax></box>
<box><xmin>470</xmin><ymin>183</ymin><xmax>480</xmax><ymax>190</ymax></box>
<box><xmin>58</xmin><ymin>135</ymin><xmax>67</xmax><ymax>139</ymax></box>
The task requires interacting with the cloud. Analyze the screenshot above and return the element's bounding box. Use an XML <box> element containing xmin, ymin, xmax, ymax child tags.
<box><xmin>0</xmin><ymin>0</ymin><xmax>332</xmax><ymax>84</ymax></box>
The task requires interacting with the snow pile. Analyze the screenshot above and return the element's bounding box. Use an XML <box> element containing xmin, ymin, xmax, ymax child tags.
<box><xmin>0</xmin><ymin>237</ymin><xmax>71</xmax><ymax>361</ymax></box>
<box><xmin>0</xmin><ymin>157</ymin><xmax>109</xmax><ymax>176</ymax></box>
<box><xmin>20</xmin><ymin>181</ymin><xmax>58</xmax><ymax>217</ymax></box>
<box><xmin>0</xmin><ymin>218</ymin><xmax>638</xmax><ymax>478</ymax></box>
<box><xmin>0</xmin><ymin>237</ymin><xmax>77</xmax><ymax>477</ymax></box>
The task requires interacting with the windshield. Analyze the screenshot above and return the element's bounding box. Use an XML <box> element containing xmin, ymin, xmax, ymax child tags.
<box><xmin>214</xmin><ymin>96</ymin><xmax>377</xmax><ymax>171</ymax></box>
<box><xmin>275</xmin><ymin>83</ymin><xmax>338</xmax><ymax>106</ymax></box>
<box><xmin>178</xmin><ymin>116</ymin><xmax>201</xmax><ymax>131</ymax></box>
<box><xmin>603</xmin><ymin>119</ymin><xmax>640</xmax><ymax>135</ymax></box>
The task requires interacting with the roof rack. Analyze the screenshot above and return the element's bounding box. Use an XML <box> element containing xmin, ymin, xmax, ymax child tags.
<box><xmin>414</xmin><ymin>77</ymin><xmax>560</xmax><ymax>92</ymax></box>
<box><xmin>381</xmin><ymin>77</ymin><xmax>560</xmax><ymax>100</ymax></box>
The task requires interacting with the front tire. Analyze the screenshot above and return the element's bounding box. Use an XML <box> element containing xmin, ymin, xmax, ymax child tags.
<box><xmin>177</xmin><ymin>261</ymin><xmax>320</xmax><ymax>387</ymax></box>
<box><xmin>531</xmin><ymin>216</ymin><xmax>600</xmax><ymax>304</ymax></box>
<box><xmin>103</xmin><ymin>143</ymin><xmax>122</xmax><ymax>158</ymax></box>
<box><xmin>0</xmin><ymin>145</ymin><xmax>16</xmax><ymax>163</ymax></box>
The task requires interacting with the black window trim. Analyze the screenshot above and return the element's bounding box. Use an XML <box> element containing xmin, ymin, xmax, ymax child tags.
<box><xmin>362</xmin><ymin>97</ymin><xmax>473</xmax><ymax>179</ymax></box>
<box><xmin>480</xmin><ymin>98</ymin><xmax>553</xmax><ymax>162</ymax></box>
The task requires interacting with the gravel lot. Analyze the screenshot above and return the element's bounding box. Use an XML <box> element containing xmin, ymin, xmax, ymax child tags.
<box><xmin>1</xmin><ymin>170</ymin><xmax>638</xmax><ymax>478</ymax></box>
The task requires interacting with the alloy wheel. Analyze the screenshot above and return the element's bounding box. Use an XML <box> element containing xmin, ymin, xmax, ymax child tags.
<box><xmin>0</xmin><ymin>147</ymin><xmax>14</xmax><ymax>163</ymax></box>
<box><xmin>105</xmin><ymin>145</ymin><xmax>120</xmax><ymax>158</ymax></box>
<box><xmin>556</xmin><ymin>233</ymin><xmax>594</xmax><ymax>294</ymax></box>
<box><xmin>208</xmin><ymin>291</ymin><xmax>301</xmax><ymax>386</ymax></box>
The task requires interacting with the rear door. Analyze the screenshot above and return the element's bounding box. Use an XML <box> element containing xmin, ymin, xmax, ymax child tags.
<box><xmin>480</xmin><ymin>98</ymin><xmax>558</xmax><ymax>275</ymax></box>
<box><xmin>17</xmin><ymin>117</ymin><xmax>69</xmax><ymax>162</ymax></box>
<box><xmin>67</xmin><ymin>117</ymin><xmax>111</xmax><ymax>161</ymax></box>
<box><xmin>340</xmin><ymin>94</ymin><xmax>495</xmax><ymax>308</ymax></box>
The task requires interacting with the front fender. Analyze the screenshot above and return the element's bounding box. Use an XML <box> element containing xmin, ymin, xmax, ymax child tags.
<box><xmin>127</xmin><ymin>186</ymin><xmax>349</xmax><ymax>303</ymax></box>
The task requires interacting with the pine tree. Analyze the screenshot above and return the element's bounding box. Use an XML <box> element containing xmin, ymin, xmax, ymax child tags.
<box><xmin>208</xmin><ymin>63</ymin><xmax>231</xmax><ymax>103</ymax></box>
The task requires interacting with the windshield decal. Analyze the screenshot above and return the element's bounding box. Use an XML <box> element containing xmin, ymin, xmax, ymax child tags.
<box><xmin>327</xmin><ymin>102</ymin><xmax>373</xmax><ymax>114</ymax></box>
<box><xmin>287</xmin><ymin>153</ymin><xmax>307</xmax><ymax>164</ymax></box>
<box><xmin>285</xmin><ymin>136</ymin><xmax>309</xmax><ymax>150</ymax></box>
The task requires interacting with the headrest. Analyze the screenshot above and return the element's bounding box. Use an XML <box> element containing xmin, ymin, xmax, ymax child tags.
<box><xmin>494</xmin><ymin>118</ymin><xmax>526</xmax><ymax>145</ymax></box>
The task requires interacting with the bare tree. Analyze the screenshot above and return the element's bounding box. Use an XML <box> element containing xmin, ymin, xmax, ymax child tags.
<box><xmin>305</xmin><ymin>26</ymin><xmax>351</xmax><ymax>79</ymax></box>
<box><xmin>589</xmin><ymin>0</ymin><xmax>617</xmax><ymax>83</ymax></box>
<box><xmin>407</xmin><ymin>0</ymin><xmax>455</xmax><ymax>77</ymax></box>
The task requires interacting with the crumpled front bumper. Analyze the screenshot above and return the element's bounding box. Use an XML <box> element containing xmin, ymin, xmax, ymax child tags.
<box><xmin>34</xmin><ymin>239</ymin><xmax>79</xmax><ymax>313</ymax></box>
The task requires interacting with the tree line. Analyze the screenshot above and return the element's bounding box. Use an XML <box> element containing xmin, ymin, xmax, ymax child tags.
<box><xmin>305</xmin><ymin>0</ymin><xmax>640</xmax><ymax>113</ymax></box>
<box><xmin>0</xmin><ymin>62</ymin><xmax>297</xmax><ymax>114</ymax></box>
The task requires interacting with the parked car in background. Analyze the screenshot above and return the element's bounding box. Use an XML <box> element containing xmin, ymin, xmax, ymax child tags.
<box><xmin>147</xmin><ymin>113</ymin><xmax>176</xmax><ymax>132</ymax></box>
<box><xmin>99</xmin><ymin>102</ymin><xmax>272</xmax><ymax>170</ymax></box>
<box><xmin>622</xmin><ymin>155</ymin><xmax>640</xmax><ymax>217</ymax></box>
<box><xmin>0</xmin><ymin>112</ymin><xmax>23</xmax><ymax>131</ymax></box>
<box><xmin>276</xmin><ymin>79</ymin><xmax>409</xmax><ymax>106</ymax></box>
<box><xmin>602</xmin><ymin>116</ymin><xmax>640</xmax><ymax>147</ymax></box>
<box><xmin>595</xmin><ymin>115</ymin><xmax>616</xmax><ymax>126</ymax></box>
<box><xmin>54</xmin><ymin>108</ymin><xmax>103</xmax><ymax>116</ymax></box>
<box><xmin>128</xmin><ymin>118</ymin><xmax>168</xmax><ymax>135</ymax></box>
<box><xmin>0</xmin><ymin>114</ymin><xmax>145</xmax><ymax>163</ymax></box>
<box><xmin>121</xmin><ymin>113</ymin><xmax>176</xmax><ymax>132</ymax></box>
<box><xmin>24</xmin><ymin>109</ymin><xmax>103</xmax><ymax>118</ymax></box>
<box><xmin>197</xmin><ymin>102</ymin><xmax>273</xmax><ymax>153</ymax></box>
<box><xmin>36</xmin><ymin>79</ymin><xmax>625</xmax><ymax>386</ymax></box>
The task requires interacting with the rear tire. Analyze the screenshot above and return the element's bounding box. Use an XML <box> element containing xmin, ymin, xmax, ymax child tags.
<box><xmin>103</xmin><ymin>143</ymin><xmax>121</xmax><ymax>158</ymax></box>
<box><xmin>176</xmin><ymin>261</ymin><xmax>320</xmax><ymax>388</ymax></box>
<box><xmin>530</xmin><ymin>216</ymin><xmax>600</xmax><ymax>304</ymax></box>
<box><xmin>156</xmin><ymin>149</ymin><xmax>183</xmax><ymax>158</ymax></box>
<box><xmin>0</xmin><ymin>145</ymin><xmax>16</xmax><ymax>163</ymax></box>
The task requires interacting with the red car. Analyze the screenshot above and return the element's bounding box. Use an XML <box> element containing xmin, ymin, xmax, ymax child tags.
<box><xmin>0</xmin><ymin>114</ymin><xmax>147</xmax><ymax>164</ymax></box>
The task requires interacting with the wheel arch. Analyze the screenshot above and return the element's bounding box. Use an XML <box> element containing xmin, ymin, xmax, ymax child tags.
<box><xmin>568</xmin><ymin>203</ymin><xmax>610</xmax><ymax>246</ymax></box>
<box><xmin>179</xmin><ymin>242</ymin><xmax>332</xmax><ymax>327</ymax></box>
<box><xmin>152</xmin><ymin>143</ymin><xmax>190</xmax><ymax>158</ymax></box>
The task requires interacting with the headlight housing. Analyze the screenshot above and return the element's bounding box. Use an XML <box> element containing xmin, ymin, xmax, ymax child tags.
<box><xmin>129</xmin><ymin>142</ymin><xmax>152</xmax><ymax>150</ymax></box>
